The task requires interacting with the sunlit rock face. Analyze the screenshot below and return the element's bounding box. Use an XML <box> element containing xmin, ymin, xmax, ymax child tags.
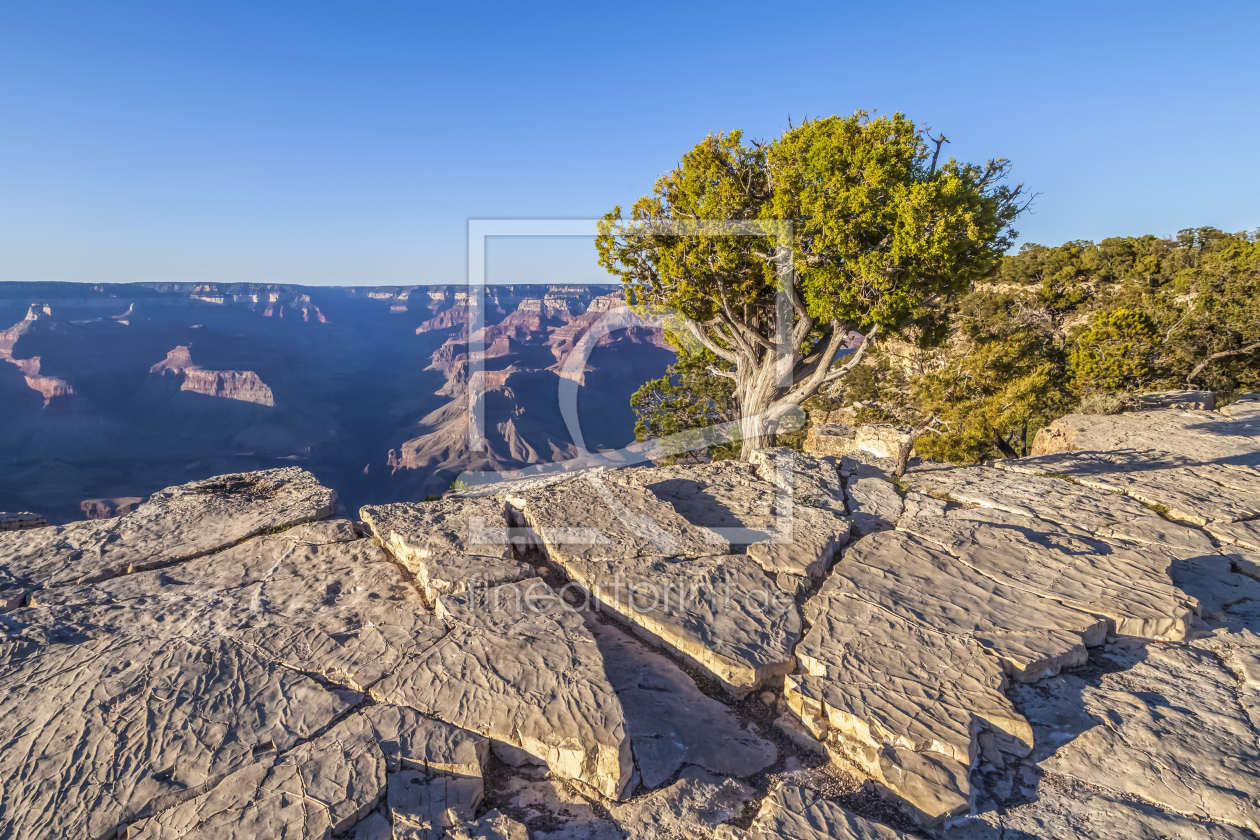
<box><xmin>150</xmin><ymin>344</ymin><xmax>276</xmax><ymax>406</ymax></box>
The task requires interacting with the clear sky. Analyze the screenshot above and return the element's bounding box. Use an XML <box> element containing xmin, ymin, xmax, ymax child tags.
<box><xmin>1</xmin><ymin>1</ymin><xmax>1257</xmax><ymax>287</ymax></box>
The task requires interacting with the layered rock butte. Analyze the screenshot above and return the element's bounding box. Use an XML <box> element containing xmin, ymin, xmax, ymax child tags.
<box><xmin>0</xmin><ymin>282</ymin><xmax>673</xmax><ymax>524</ymax></box>
<box><xmin>1</xmin><ymin>395</ymin><xmax>1259</xmax><ymax>838</ymax></box>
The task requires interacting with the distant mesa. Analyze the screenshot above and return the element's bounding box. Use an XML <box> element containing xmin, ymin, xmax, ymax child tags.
<box><xmin>0</xmin><ymin>303</ymin><xmax>76</xmax><ymax>406</ymax></box>
<box><xmin>150</xmin><ymin>345</ymin><xmax>275</xmax><ymax>406</ymax></box>
<box><xmin>80</xmin><ymin>497</ymin><xmax>143</xmax><ymax>520</ymax></box>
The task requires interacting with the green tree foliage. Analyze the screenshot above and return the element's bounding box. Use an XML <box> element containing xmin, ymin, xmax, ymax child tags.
<box><xmin>1071</xmin><ymin>308</ymin><xmax>1162</xmax><ymax>395</ymax></box>
<box><xmin>915</xmin><ymin>291</ymin><xmax>1071</xmax><ymax>463</ymax></box>
<box><xmin>599</xmin><ymin>111</ymin><xmax>1025</xmax><ymax>459</ymax></box>
<box><xmin>912</xmin><ymin>226</ymin><xmax>1260</xmax><ymax>463</ymax></box>
<box><xmin>629</xmin><ymin>342</ymin><xmax>740</xmax><ymax>463</ymax></box>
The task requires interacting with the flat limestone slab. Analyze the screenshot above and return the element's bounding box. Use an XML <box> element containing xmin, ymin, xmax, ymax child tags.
<box><xmin>1040</xmin><ymin>644</ymin><xmax>1260</xmax><ymax>831</ymax></box>
<box><xmin>359</xmin><ymin>499</ymin><xmax>535</xmax><ymax>601</ymax></box>
<box><xmin>831</xmin><ymin>531</ymin><xmax>1107</xmax><ymax>681</ymax></box>
<box><xmin>1220</xmin><ymin>393</ymin><xmax>1260</xmax><ymax>422</ymax></box>
<box><xmin>898</xmin><ymin>513</ymin><xmax>1197</xmax><ymax>640</ymax></box>
<box><xmin>750</xmin><ymin>447</ymin><xmax>846</xmax><ymax>513</ymax></box>
<box><xmin>415</xmin><ymin>553</ymin><xmax>536</xmax><ymax>601</ymax></box>
<box><xmin>1169</xmin><ymin>553</ymin><xmax>1260</xmax><ymax>618</ymax></box>
<box><xmin>360</xmin><ymin>497</ymin><xmax>516</xmax><ymax>561</ymax></box>
<box><xmin>585</xmin><ymin>618</ymin><xmax>777</xmax><ymax>788</ymax></box>
<box><xmin>745</xmin><ymin>503</ymin><xmax>849</xmax><ymax>585</ymax></box>
<box><xmin>1209</xmin><ymin>519</ymin><xmax>1260</xmax><ymax>553</ymax></box>
<box><xmin>1031</xmin><ymin>409</ymin><xmax>1260</xmax><ymax>466</ymax></box>
<box><xmin>564</xmin><ymin>552</ymin><xmax>803</xmax><ymax>696</ymax></box>
<box><xmin>622</xmin><ymin>460</ymin><xmax>780</xmax><ymax>545</ymax></box>
<box><xmin>842</xmin><ymin>454</ymin><xmax>903</xmax><ymax>537</ymax></box>
<box><xmin>507</xmin><ymin>471</ymin><xmax>728</xmax><ymax>564</ymax></box>
<box><xmin>787</xmin><ymin>594</ymin><xmax>1031</xmax><ymax>772</ymax></box>
<box><xmin>0</xmin><ymin>467</ymin><xmax>337</xmax><ymax>608</ymax></box>
<box><xmin>902</xmin><ymin>464</ymin><xmax>1166</xmax><ymax>536</ymax></box>
<box><xmin>369</xmin><ymin>582</ymin><xmax>635</xmax><ymax>800</ymax></box>
<box><xmin>0</xmin><ymin>634</ymin><xmax>359</xmax><ymax>840</ymax></box>
<box><xmin>21</xmin><ymin>521</ymin><xmax>447</xmax><ymax>690</ymax></box>
<box><xmin>1231</xmin><ymin>549</ymin><xmax>1260</xmax><ymax>582</ymax></box>
<box><xmin>128</xmin><ymin>705</ymin><xmax>487</xmax><ymax>839</ymax></box>
<box><xmin>877</xmin><ymin>745</ymin><xmax>972</xmax><ymax>829</ymax></box>
<box><xmin>748</xmin><ymin>449</ymin><xmax>851</xmax><ymax>584</ymax></box>
<box><xmin>997</xmin><ymin>450</ymin><xmax>1260</xmax><ymax>525</ymax></box>
<box><xmin>950</xmin><ymin>780</ymin><xmax>1252</xmax><ymax>840</ymax></box>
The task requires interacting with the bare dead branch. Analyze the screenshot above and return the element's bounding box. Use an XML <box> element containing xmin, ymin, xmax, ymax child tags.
<box><xmin>1186</xmin><ymin>340</ymin><xmax>1260</xmax><ymax>385</ymax></box>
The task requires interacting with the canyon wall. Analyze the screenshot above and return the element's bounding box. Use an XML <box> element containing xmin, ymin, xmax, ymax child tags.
<box><xmin>0</xmin><ymin>282</ymin><xmax>670</xmax><ymax>523</ymax></box>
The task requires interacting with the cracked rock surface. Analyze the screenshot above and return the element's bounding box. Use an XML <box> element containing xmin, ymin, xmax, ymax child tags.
<box><xmin>4</xmin><ymin>398</ymin><xmax>1260</xmax><ymax>839</ymax></box>
<box><xmin>506</xmin><ymin>464</ymin><xmax>812</xmax><ymax>696</ymax></box>
<box><xmin>0</xmin><ymin>466</ymin><xmax>338</xmax><ymax>610</ymax></box>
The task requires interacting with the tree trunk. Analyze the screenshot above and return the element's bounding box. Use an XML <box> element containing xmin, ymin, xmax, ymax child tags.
<box><xmin>994</xmin><ymin>433</ymin><xmax>1020</xmax><ymax>459</ymax></box>
<box><xmin>736</xmin><ymin>364</ymin><xmax>781</xmax><ymax>460</ymax></box>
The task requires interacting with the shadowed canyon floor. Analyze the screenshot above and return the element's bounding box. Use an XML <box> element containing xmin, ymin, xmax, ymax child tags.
<box><xmin>0</xmin><ymin>282</ymin><xmax>670</xmax><ymax>524</ymax></box>
<box><xmin>1</xmin><ymin>395</ymin><xmax>1259</xmax><ymax>838</ymax></box>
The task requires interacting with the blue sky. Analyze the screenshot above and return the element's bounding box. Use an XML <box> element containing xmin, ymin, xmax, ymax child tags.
<box><xmin>1</xmin><ymin>1</ymin><xmax>1257</xmax><ymax>286</ymax></box>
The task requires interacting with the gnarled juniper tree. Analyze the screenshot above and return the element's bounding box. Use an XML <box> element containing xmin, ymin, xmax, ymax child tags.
<box><xmin>597</xmin><ymin>111</ymin><xmax>1025</xmax><ymax>459</ymax></box>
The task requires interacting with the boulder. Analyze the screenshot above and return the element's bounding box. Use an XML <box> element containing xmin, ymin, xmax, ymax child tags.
<box><xmin>854</xmin><ymin>424</ymin><xmax>915</xmax><ymax>460</ymax></box>
<box><xmin>804</xmin><ymin>422</ymin><xmax>859</xmax><ymax>458</ymax></box>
